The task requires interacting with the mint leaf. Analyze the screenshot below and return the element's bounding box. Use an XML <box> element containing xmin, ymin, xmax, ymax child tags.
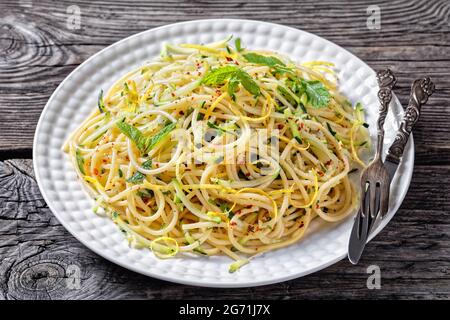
<box><xmin>236</xmin><ymin>70</ymin><xmax>260</xmax><ymax>96</ymax></box>
<box><xmin>98</xmin><ymin>89</ymin><xmax>106</xmax><ymax>113</ymax></box>
<box><xmin>202</xmin><ymin>66</ymin><xmax>260</xmax><ymax>97</ymax></box>
<box><xmin>227</xmin><ymin>77</ymin><xmax>239</xmax><ymax>101</ymax></box>
<box><xmin>202</xmin><ymin>65</ymin><xmax>240</xmax><ymax>86</ymax></box>
<box><xmin>243</xmin><ymin>53</ymin><xmax>285</xmax><ymax>67</ymax></box>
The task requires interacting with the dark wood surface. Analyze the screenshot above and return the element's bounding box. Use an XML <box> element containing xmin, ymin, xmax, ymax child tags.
<box><xmin>0</xmin><ymin>0</ymin><xmax>449</xmax><ymax>300</ymax></box>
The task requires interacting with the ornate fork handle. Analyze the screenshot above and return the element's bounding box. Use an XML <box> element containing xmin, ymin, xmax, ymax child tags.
<box><xmin>386</xmin><ymin>77</ymin><xmax>435</xmax><ymax>164</ymax></box>
<box><xmin>375</xmin><ymin>69</ymin><xmax>397</xmax><ymax>159</ymax></box>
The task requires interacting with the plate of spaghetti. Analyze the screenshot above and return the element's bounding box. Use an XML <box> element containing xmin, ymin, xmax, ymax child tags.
<box><xmin>34</xmin><ymin>19</ymin><xmax>414</xmax><ymax>287</ymax></box>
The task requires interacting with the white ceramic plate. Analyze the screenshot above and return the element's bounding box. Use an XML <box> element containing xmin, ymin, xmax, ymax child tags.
<box><xmin>33</xmin><ymin>19</ymin><xmax>413</xmax><ymax>288</ymax></box>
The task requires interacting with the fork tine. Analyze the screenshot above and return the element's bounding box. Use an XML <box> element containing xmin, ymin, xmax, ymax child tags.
<box><xmin>379</xmin><ymin>181</ymin><xmax>390</xmax><ymax>217</ymax></box>
<box><xmin>368</xmin><ymin>181</ymin><xmax>378</xmax><ymax>223</ymax></box>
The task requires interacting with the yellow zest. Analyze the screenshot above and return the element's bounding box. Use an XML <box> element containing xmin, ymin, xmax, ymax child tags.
<box><xmin>278</xmin><ymin>135</ymin><xmax>310</xmax><ymax>151</ymax></box>
<box><xmin>229</xmin><ymin>188</ymin><xmax>278</xmax><ymax>223</ymax></box>
<box><xmin>141</xmin><ymin>181</ymin><xmax>171</xmax><ymax>191</ymax></box>
<box><xmin>83</xmin><ymin>175</ymin><xmax>105</xmax><ymax>192</ymax></box>
<box><xmin>150</xmin><ymin>236</ymin><xmax>179</xmax><ymax>259</ymax></box>
<box><xmin>297</xmin><ymin>171</ymin><xmax>319</xmax><ymax>209</ymax></box>
<box><xmin>139</xmin><ymin>81</ymin><xmax>154</xmax><ymax>104</ymax></box>
<box><xmin>350</xmin><ymin>122</ymin><xmax>367</xmax><ymax>168</ymax></box>
<box><xmin>268</xmin><ymin>182</ymin><xmax>297</xmax><ymax>196</ymax></box>
<box><xmin>204</xmin><ymin>92</ymin><xmax>228</xmax><ymax>120</ymax></box>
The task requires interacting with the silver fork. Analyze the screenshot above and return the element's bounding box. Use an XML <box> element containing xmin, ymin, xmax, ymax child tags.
<box><xmin>348</xmin><ymin>69</ymin><xmax>397</xmax><ymax>264</ymax></box>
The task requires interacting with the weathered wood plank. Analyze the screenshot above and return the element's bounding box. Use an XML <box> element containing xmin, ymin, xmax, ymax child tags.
<box><xmin>1</xmin><ymin>159</ymin><xmax>448</xmax><ymax>300</ymax></box>
<box><xmin>1</xmin><ymin>0</ymin><xmax>449</xmax><ymax>300</ymax></box>
<box><xmin>0</xmin><ymin>0</ymin><xmax>449</xmax><ymax>155</ymax></box>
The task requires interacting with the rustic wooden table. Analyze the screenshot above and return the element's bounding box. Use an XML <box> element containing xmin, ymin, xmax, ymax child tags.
<box><xmin>1</xmin><ymin>0</ymin><xmax>449</xmax><ymax>300</ymax></box>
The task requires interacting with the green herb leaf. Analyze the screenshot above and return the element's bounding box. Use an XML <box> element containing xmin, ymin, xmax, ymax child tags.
<box><xmin>303</xmin><ymin>80</ymin><xmax>330</xmax><ymax>108</ymax></box>
<box><xmin>117</xmin><ymin>121</ymin><xmax>176</xmax><ymax>154</ymax></box>
<box><xmin>118</xmin><ymin>168</ymin><xmax>123</xmax><ymax>178</ymax></box>
<box><xmin>236</xmin><ymin>69</ymin><xmax>260</xmax><ymax>96</ymax></box>
<box><xmin>243</xmin><ymin>52</ymin><xmax>285</xmax><ymax>67</ymax></box>
<box><xmin>202</xmin><ymin>65</ymin><xmax>240</xmax><ymax>86</ymax></box>
<box><xmin>76</xmin><ymin>149</ymin><xmax>85</xmax><ymax>174</ymax></box>
<box><xmin>227</xmin><ymin>77</ymin><xmax>239</xmax><ymax>101</ymax></box>
<box><xmin>98</xmin><ymin>89</ymin><xmax>106</xmax><ymax>113</ymax></box>
<box><xmin>202</xmin><ymin>66</ymin><xmax>260</xmax><ymax>97</ymax></box>
<box><xmin>235</xmin><ymin>38</ymin><xmax>243</xmax><ymax>52</ymax></box>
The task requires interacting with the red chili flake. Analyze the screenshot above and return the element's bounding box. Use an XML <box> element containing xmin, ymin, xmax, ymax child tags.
<box><xmin>318</xmin><ymin>171</ymin><xmax>324</xmax><ymax>177</ymax></box>
<box><xmin>93</xmin><ymin>168</ymin><xmax>99</xmax><ymax>175</ymax></box>
<box><xmin>300</xmin><ymin>123</ymin><xmax>304</xmax><ymax>129</ymax></box>
<box><xmin>234</xmin><ymin>61</ymin><xmax>239</xmax><ymax>65</ymax></box>
<box><xmin>171</xmin><ymin>92</ymin><xmax>175</xmax><ymax>97</ymax></box>
<box><xmin>230</xmin><ymin>221</ymin><xmax>237</xmax><ymax>226</ymax></box>
<box><xmin>316</xmin><ymin>203</ymin><xmax>320</xmax><ymax>209</ymax></box>
<box><xmin>185</xmin><ymin>168</ymin><xmax>191</xmax><ymax>172</ymax></box>
<box><xmin>247</xmin><ymin>225</ymin><xmax>255</xmax><ymax>233</ymax></box>
<box><xmin>155</xmin><ymin>163</ymin><xmax>160</xmax><ymax>168</ymax></box>
<box><xmin>125</xmin><ymin>156</ymin><xmax>129</xmax><ymax>161</ymax></box>
<box><xmin>226</xmin><ymin>56</ymin><xmax>233</xmax><ymax>62</ymax></box>
<box><xmin>277</xmin><ymin>124</ymin><xmax>284</xmax><ymax>129</ymax></box>
<box><xmin>325</xmin><ymin>160</ymin><xmax>332</xmax><ymax>166</ymax></box>
<box><xmin>186</xmin><ymin>71</ymin><xmax>190</xmax><ymax>75</ymax></box>
<box><xmin>245</xmin><ymin>173</ymin><xmax>251</xmax><ymax>177</ymax></box>
<box><xmin>179</xmin><ymin>110</ymin><xmax>184</xmax><ymax>115</ymax></box>
<box><xmin>102</xmin><ymin>159</ymin><xmax>107</xmax><ymax>163</ymax></box>
<box><xmin>299</xmin><ymin>222</ymin><xmax>305</xmax><ymax>228</ymax></box>
<box><xmin>246</xmin><ymin>205</ymin><xmax>252</xmax><ymax>208</ymax></box>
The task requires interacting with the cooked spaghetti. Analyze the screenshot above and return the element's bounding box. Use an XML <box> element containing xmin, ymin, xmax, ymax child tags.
<box><xmin>63</xmin><ymin>37</ymin><xmax>370</xmax><ymax>272</ymax></box>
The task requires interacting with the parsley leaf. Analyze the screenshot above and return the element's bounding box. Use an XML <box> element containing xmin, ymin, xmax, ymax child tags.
<box><xmin>285</xmin><ymin>78</ymin><xmax>330</xmax><ymax>109</ymax></box>
<box><xmin>302</xmin><ymin>80</ymin><xmax>330</xmax><ymax>108</ymax></box>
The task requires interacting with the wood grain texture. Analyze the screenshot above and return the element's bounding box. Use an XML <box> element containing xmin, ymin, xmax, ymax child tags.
<box><xmin>0</xmin><ymin>159</ymin><xmax>449</xmax><ymax>300</ymax></box>
<box><xmin>0</xmin><ymin>0</ymin><xmax>449</xmax><ymax>300</ymax></box>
